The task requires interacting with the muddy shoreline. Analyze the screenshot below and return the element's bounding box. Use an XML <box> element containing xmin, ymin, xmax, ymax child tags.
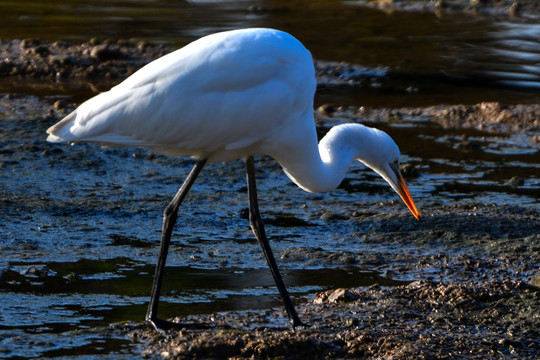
<box><xmin>123</xmin><ymin>201</ymin><xmax>540</xmax><ymax>359</ymax></box>
<box><xmin>129</xmin><ymin>278</ymin><xmax>539</xmax><ymax>359</ymax></box>
<box><xmin>1</xmin><ymin>20</ymin><xmax>539</xmax><ymax>359</ymax></box>
<box><xmin>123</xmin><ymin>199</ymin><xmax>540</xmax><ymax>359</ymax></box>
<box><xmin>2</xmin><ymin>34</ymin><xmax>539</xmax><ymax>136</ymax></box>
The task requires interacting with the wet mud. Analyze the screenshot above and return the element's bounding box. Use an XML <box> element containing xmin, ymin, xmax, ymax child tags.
<box><xmin>1</xmin><ymin>10</ymin><xmax>539</xmax><ymax>358</ymax></box>
<box><xmin>2</xmin><ymin>99</ymin><xmax>539</xmax><ymax>359</ymax></box>
<box><xmin>125</xmin><ymin>201</ymin><xmax>539</xmax><ymax>359</ymax></box>
<box><xmin>0</xmin><ymin>37</ymin><xmax>171</xmax><ymax>95</ymax></box>
<box><xmin>317</xmin><ymin>101</ymin><xmax>540</xmax><ymax>143</ymax></box>
<box><xmin>130</xmin><ymin>278</ymin><xmax>539</xmax><ymax>359</ymax></box>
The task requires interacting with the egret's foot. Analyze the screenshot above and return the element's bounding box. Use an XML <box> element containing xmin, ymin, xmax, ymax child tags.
<box><xmin>292</xmin><ymin>319</ymin><xmax>309</xmax><ymax>329</ymax></box>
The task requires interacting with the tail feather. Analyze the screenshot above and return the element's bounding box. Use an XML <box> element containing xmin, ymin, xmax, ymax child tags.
<box><xmin>46</xmin><ymin>110</ymin><xmax>77</xmax><ymax>143</ymax></box>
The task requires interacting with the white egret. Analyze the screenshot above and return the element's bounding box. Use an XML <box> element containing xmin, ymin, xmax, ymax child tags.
<box><xmin>47</xmin><ymin>28</ymin><xmax>419</xmax><ymax>330</ymax></box>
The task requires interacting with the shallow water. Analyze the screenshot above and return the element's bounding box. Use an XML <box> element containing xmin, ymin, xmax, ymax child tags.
<box><xmin>1</xmin><ymin>0</ymin><xmax>540</xmax><ymax>106</ymax></box>
<box><xmin>0</xmin><ymin>0</ymin><xmax>539</xmax><ymax>358</ymax></box>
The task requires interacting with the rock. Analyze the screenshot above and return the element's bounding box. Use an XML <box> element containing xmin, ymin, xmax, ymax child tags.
<box><xmin>507</xmin><ymin>176</ymin><xmax>525</xmax><ymax>188</ymax></box>
<box><xmin>91</xmin><ymin>44</ymin><xmax>122</xmax><ymax>61</ymax></box>
<box><xmin>400</xmin><ymin>163</ymin><xmax>420</xmax><ymax>178</ymax></box>
<box><xmin>53</xmin><ymin>99</ymin><xmax>68</xmax><ymax>110</ymax></box>
<box><xmin>314</xmin><ymin>288</ymin><xmax>359</xmax><ymax>304</ymax></box>
<box><xmin>48</xmin><ymin>54</ymin><xmax>75</xmax><ymax>66</ymax></box>
<box><xmin>531</xmin><ymin>273</ymin><xmax>540</xmax><ymax>287</ymax></box>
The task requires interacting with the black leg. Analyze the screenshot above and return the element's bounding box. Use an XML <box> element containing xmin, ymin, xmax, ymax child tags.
<box><xmin>245</xmin><ymin>156</ymin><xmax>304</xmax><ymax>328</ymax></box>
<box><xmin>146</xmin><ymin>158</ymin><xmax>207</xmax><ymax>332</ymax></box>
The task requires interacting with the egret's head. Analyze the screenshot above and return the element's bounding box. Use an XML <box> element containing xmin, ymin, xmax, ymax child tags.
<box><xmin>355</xmin><ymin>127</ymin><xmax>420</xmax><ymax>220</ymax></box>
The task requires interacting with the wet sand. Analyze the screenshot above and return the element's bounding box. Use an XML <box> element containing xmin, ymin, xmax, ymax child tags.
<box><xmin>1</xmin><ymin>7</ymin><xmax>539</xmax><ymax>358</ymax></box>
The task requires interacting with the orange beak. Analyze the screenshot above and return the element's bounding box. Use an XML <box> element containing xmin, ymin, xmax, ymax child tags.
<box><xmin>397</xmin><ymin>174</ymin><xmax>420</xmax><ymax>220</ymax></box>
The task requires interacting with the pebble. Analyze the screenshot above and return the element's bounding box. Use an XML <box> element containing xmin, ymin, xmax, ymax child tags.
<box><xmin>90</xmin><ymin>44</ymin><xmax>122</xmax><ymax>61</ymax></box>
<box><xmin>507</xmin><ymin>176</ymin><xmax>524</xmax><ymax>188</ymax></box>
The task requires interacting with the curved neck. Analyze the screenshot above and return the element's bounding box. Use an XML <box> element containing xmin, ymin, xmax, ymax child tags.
<box><xmin>277</xmin><ymin>124</ymin><xmax>371</xmax><ymax>193</ymax></box>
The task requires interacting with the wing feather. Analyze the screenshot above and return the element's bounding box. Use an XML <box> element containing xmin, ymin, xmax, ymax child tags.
<box><xmin>46</xmin><ymin>28</ymin><xmax>316</xmax><ymax>160</ymax></box>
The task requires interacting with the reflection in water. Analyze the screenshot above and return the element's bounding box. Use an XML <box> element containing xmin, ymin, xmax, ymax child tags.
<box><xmin>0</xmin><ymin>261</ymin><xmax>405</xmax><ymax>357</ymax></box>
<box><xmin>449</xmin><ymin>20</ymin><xmax>540</xmax><ymax>88</ymax></box>
<box><xmin>0</xmin><ymin>0</ymin><xmax>265</xmax><ymax>42</ymax></box>
<box><xmin>487</xmin><ymin>22</ymin><xmax>540</xmax><ymax>88</ymax></box>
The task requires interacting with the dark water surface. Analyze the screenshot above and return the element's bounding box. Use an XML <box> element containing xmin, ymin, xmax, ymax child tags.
<box><xmin>1</xmin><ymin>0</ymin><xmax>540</xmax><ymax>106</ymax></box>
<box><xmin>0</xmin><ymin>0</ymin><xmax>539</xmax><ymax>358</ymax></box>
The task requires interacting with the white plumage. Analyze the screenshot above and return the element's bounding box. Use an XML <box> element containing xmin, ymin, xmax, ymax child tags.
<box><xmin>47</xmin><ymin>29</ymin><xmax>315</xmax><ymax>162</ymax></box>
<box><xmin>47</xmin><ymin>28</ymin><xmax>419</xmax><ymax>329</ymax></box>
<box><xmin>47</xmin><ymin>28</ymin><xmax>419</xmax><ymax>205</ymax></box>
